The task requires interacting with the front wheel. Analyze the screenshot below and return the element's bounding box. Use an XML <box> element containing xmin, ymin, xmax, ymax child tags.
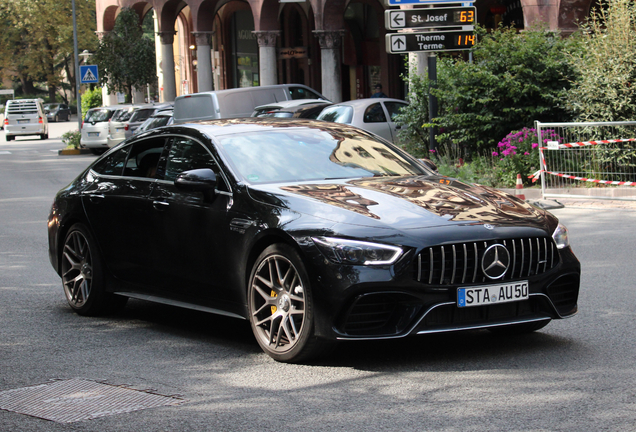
<box><xmin>248</xmin><ymin>244</ymin><xmax>331</xmax><ymax>363</ymax></box>
<box><xmin>61</xmin><ymin>223</ymin><xmax>126</xmax><ymax>316</ymax></box>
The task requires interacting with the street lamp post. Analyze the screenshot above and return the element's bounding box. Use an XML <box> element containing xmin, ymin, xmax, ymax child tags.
<box><xmin>72</xmin><ymin>0</ymin><xmax>82</xmax><ymax>131</ymax></box>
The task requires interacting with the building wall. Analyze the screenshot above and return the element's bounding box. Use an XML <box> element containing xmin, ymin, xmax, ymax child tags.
<box><xmin>93</xmin><ymin>0</ymin><xmax>595</xmax><ymax>102</ymax></box>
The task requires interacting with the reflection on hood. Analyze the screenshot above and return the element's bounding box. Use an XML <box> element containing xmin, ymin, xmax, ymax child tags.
<box><xmin>279</xmin><ymin>176</ymin><xmax>539</xmax><ymax>225</ymax></box>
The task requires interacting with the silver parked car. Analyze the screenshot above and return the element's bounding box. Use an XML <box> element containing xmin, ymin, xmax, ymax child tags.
<box><xmin>107</xmin><ymin>105</ymin><xmax>138</xmax><ymax>147</ymax></box>
<box><xmin>124</xmin><ymin>103</ymin><xmax>174</xmax><ymax>139</ymax></box>
<box><xmin>44</xmin><ymin>103</ymin><xmax>72</xmax><ymax>122</ymax></box>
<box><xmin>132</xmin><ymin>108</ymin><xmax>174</xmax><ymax>135</ymax></box>
<box><xmin>316</xmin><ymin>98</ymin><xmax>407</xmax><ymax>142</ymax></box>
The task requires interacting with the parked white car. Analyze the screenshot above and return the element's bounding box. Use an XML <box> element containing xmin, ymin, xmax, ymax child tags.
<box><xmin>80</xmin><ymin>105</ymin><xmax>127</xmax><ymax>154</ymax></box>
<box><xmin>316</xmin><ymin>98</ymin><xmax>407</xmax><ymax>142</ymax></box>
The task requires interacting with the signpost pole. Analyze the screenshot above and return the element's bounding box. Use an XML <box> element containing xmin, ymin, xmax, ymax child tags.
<box><xmin>72</xmin><ymin>0</ymin><xmax>82</xmax><ymax>132</ymax></box>
<box><xmin>428</xmin><ymin>53</ymin><xmax>438</xmax><ymax>152</ymax></box>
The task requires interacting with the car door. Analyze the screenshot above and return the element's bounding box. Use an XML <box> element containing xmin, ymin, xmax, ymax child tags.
<box><xmin>383</xmin><ymin>101</ymin><xmax>408</xmax><ymax>142</ymax></box>
<box><xmin>361</xmin><ymin>102</ymin><xmax>392</xmax><ymax>141</ymax></box>
<box><xmin>147</xmin><ymin>135</ymin><xmax>234</xmax><ymax>305</ymax></box>
<box><xmin>81</xmin><ymin>137</ymin><xmax>168</xmax><ymax>287</ymax></box>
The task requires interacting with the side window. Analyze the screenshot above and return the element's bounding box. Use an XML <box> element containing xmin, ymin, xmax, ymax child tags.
<box><xmin>123</xmin><ymin>138</ymin><xmax>167</xmax><ymax>179</ymax></box>
<box><xmin>164</xmin><ymin>138</ymin><xmax>217</xmax><ymax>181</ymax></box>
<box><xmin>289</xmin><ymin>87</ymin><xmax>321</xmax><ymax>100</ymax></box>
<box><xmin>91</xmin><ymin>147</ymin><xmax>130</xmax><ymax>176</ymax></box>
<box><xmin>363</xmin><ymin>103</ymin><xmax>387</xmax><ymax>123</ymax></box>
<box><xmin>384</xmin><ymin>102</ymin><xmax>407</xmax><ymax>122</ymax></box>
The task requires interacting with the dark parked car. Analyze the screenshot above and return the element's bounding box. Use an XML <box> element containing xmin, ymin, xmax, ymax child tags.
<box><xmin>251</xmin><ymin>99</ymin><xmax>332</xmax><ymax>119</ymax></box>
<box><xmin>124</xmin><ymin>102</ymin><xmax>173</xmax><ymax>139</ymax></box>
<box><xmin>47</xmin><ymin>118</ymin><xmax>580</xmax><ymax>363</ymax></box>
<box><xmin>44</xmin><ymin>103</ymin><xmax>72</xmax><ymax>122</ymax></box>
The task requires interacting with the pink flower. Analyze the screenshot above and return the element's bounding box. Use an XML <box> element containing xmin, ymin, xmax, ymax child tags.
<box><xmin>524</xmin><ymin>152</ymin><xmax>530</xmax><ymax>155</ymax></box>
<box><xmin>532</xmin><ymin>143</ymin><xmax>538</xmax><ymax>149</ymax></box>
<box><xmin>492</xmin><ymin>151</ymin><xmax>499</xmax><ymax>156</ymax></box>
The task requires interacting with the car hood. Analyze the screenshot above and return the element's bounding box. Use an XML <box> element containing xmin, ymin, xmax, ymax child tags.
<box><xmin>247</xmin><ymin>175</ymin><xmax>549</xmax><ymax>230</ymax></box>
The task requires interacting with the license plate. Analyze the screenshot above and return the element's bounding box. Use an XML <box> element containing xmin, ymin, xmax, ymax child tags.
<box><xmin>457</xmin><ymin>281</ymin><xmax>529</xmax><ymax>308</ymax></box>
<box><xmin>17</xmin><ymin>119</ymin><xmax>29</xmax><ymax>124</ymax></box>
<box><xmin>88</xmin><ymin>132</ymin><xmax>99</xmax><ymax>137</ymax></box>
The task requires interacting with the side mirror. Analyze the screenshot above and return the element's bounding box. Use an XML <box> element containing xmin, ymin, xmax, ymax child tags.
<box><xmin>175</xmin><ymin>168</ymin><xmax>217</xmax><ymax>193</ymax></box>
<box><xmin>419</xmin><ymin>158</ymin><xmax>438</xmax><ymax>173</ymax></box>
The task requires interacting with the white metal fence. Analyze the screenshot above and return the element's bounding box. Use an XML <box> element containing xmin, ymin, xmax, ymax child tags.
<box><xmin>535</xmin><ymin>120</ymin><xmax>636</xmax><ymax>201</ymax></box>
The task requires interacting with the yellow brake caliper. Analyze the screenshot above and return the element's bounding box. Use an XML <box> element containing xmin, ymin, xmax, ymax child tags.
<box><xmin>270</xmin><ymin>290</ymin><xmax>278</xmax><ymax>314</ymax></box>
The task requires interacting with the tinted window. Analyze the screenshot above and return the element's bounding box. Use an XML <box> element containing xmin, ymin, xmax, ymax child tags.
<box><xmin>384</xmin><ymin>102</ymin><xmax>407</xmax><ymax>121</ymax></box>
<box><xmin>91</xmin><ymin>147</ymin><xmax>130</xmax><ymax>176</ymax></box>
<box><xmin>164</xmin><ymin>138</ymin><xmax>217</xmax><ymax>182</ymax></box>
<box><xmin>289</xmin><ymin>87</ymin><xmax>321</xmax><ymax>100</ymax></box>
<box><xmin>139</xmin><ymin>115</ymin><xmax>171</xmax><ymax>132</ymax></box>
<box><xmin>317</xmin><ymin>106</ymin><xmax>353</xmax><ymax>124</ymax></box>
<box><xmin>112</xmin><ymin>108</ymin><xmax>135</xmax><ymax>122</ymax></box>
<box><xmin>363</xmin><ymin>103</ymin><xmax>387</xmax><ymax>123</ymax></box>
<box><xmin>122</xmin><ymin>139</ymin><xmax>167</xmax><ymax>179</ymax></box>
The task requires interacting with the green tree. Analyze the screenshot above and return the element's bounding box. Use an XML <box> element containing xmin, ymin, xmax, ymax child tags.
<box><xmin>93</xmin><ymin>8</ymin><xmax>156</xmax><ymax>102</ymax></box>
<box><xmin>566</xmin><ymin>0</ymin><xmax>636</xmax><ymax>121</ymax></box>
<box><xmin>0</xmin><ymin>0</ymin><xmax>97</xmax><ymax>101</ymax></box>
<box><xmin>397</xmin><ymin>25</ymin><xmax>578</xmax><ymax>157</ymax></box>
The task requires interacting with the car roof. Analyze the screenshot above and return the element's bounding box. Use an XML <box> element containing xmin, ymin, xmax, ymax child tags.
<box><xmin>138</xmin><ymin>117</ymin><xmax>366</xmax><ymax>139</ymax></box>
<box><xmin>254</xmin><ymin>99</ymin><xmax>330</xmax><ymax>111</ymax></box>
<box><xmin>330</xmin><ymin>98</ymin><xmax>407</xmax><ymax>107</ymax></box>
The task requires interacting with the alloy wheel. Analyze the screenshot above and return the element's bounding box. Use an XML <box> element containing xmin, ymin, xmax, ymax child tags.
<box><xmin>250</xmin><ymin>254</ymin><xmax>306</xmax><ymax>354</ymax></box>
<box><xmin>61</xmin><ymin>230</ymin><xmax>93</xmax><ymax>308</ymax></box>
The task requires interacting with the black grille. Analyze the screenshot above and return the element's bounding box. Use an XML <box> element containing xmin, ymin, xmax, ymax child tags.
<box><xmin>415</xmin><ymin>237</ymin><xmax>559</xmax><ymax>285</ymax></box>
<box><xmin>340</xmin><ymin>293</ymin><xmax>422</xmax><ymax>336</ymax></box>
<box><xmin>547</xmin><ymin>274</ymin><xmax>579</xmax><ymax>315</ymax></box>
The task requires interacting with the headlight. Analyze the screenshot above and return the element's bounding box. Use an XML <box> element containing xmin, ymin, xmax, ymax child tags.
<box><xmin>552</xmin><ymin>223</ymin><xmax>570</xmax><ymax>249</ymax></box>
<box><xmin>312</xmin><ymin>237</ymin><xmax>403</xmax><ymax>265</ymax></box>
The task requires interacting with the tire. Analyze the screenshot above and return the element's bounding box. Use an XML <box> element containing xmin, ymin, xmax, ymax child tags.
<box><xmin>40</xmin><ymin>133</ymin><xmax>48</xmax><ymax>140</ymax></box>
<box><xmin>488</xmin><ymin>319</ymin><xmax>551</xmax><ymax>335</ymax></box>
<box><xmin>5</xmin><ymin>135</ymin><xmax>13</xmax><ymax>141</ymax></box>
<box><xmin>89</xmin><ymin>148</ymin><xmax>105</xmax><ymax>155</ymax></box>
<box><xmin>248</xmin><ymin>243</ymin><xmax>331</xmax><ymax>363</ymax></box>
<box><xmin>54</xmin><ymin>114</ymin><xmax>59</xmax><ymax>122</ymax></box>
<box><xmin>60</xmin><ymin>223</ymin><xmax>127</xmax><ymax>316</ymax></box>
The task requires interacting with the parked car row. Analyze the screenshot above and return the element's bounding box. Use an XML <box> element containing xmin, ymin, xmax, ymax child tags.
<box><xmin>76</xmin><ymin>84</ymin><xmax>408</xmax><ymax>153</ymax></box>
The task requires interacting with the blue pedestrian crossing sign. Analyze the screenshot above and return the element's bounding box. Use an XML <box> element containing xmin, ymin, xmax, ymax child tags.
<box><xmin>80</xmin><ymin>65</ymin><xmax>99</xmax><ymax>84</ymax></box>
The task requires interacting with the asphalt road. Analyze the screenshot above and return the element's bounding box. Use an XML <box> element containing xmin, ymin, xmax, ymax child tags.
<box><xmin>1</xmin><ymin>122</ymin><xmax>636</xmax><ymax>431</ymax></box>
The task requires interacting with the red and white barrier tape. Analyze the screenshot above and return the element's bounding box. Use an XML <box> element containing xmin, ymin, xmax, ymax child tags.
<box><xmin>542</xmin><ymin>137</ymin><xmax>636</xmax><ymax>149</ymax></box>
<box><xmin>531</xmin><ymin>170</ymin><xmax>636</xmax><ymax>186</ymax></box>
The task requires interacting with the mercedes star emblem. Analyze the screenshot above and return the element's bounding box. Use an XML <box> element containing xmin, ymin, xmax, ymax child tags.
<box><xmin>481</xmin><ymin>244</ymin><xmax>510</xmax><ymax>279</ymax></box>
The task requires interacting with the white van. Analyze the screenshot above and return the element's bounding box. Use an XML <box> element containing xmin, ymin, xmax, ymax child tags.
<box><xmin>4</xmin><ymin>99</ymin><xmax>48</xmax><ymax>141</ymax></box>
<box><xmin>173</xmin><ymin>84</ymin><xmax>327</xmax><ymax>124</ymax></box>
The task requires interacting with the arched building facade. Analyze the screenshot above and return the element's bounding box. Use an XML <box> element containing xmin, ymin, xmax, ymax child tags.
<box><xmin>94</xmin><ymin>0</ymin><xmax>600</xmax><ymax>104</ymax></box>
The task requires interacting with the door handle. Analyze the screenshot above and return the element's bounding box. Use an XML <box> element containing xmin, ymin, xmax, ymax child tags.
<box><xmin>153</xmin><ymin>200</ymin><xmax>169</xmax><ymax>211</ymax></box>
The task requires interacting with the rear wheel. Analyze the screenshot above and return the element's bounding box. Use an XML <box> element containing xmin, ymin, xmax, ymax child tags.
<box><xmin>89</xmin><ymin>148</ymin><xmax>106</xmax><ymax>155</ymax></box>
<box><xmin>40</xmin><ymin>133</ymin><xmax>48</xmax><ymax>140</ymax></box>
<box><xmin>54</xmin><ymin>114</ymin><xmax>59</xmax><ymax>122</ymax></box>
<box><xmin>61</xmin><ymin>223</ymin><xmax>127</xmax><ymax>316</ymax></box>
<box><xmin>5</xmin><ymin>135</ymin><xmax>13</xmax><ymax>141</ymax></box>
<box><xmin>248</xmin><ymin>244</ymin><xmax>332</xmax><ymax>363</ymax></box>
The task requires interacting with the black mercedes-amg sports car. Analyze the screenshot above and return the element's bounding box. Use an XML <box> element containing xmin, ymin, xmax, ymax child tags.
<box><xmin>48</xmin><ymin>118</ymin><xmax>580</xmax><ymax>362</ymax></box>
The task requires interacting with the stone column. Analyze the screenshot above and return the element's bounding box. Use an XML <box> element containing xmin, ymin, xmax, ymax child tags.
<box><xmin>253</xmin><ymin>31</ymin><xmax>280</xmax><ymax>86</ymax></box>
<box><xmin>193</xmin><ymin>31</ymin><xmax>214</xmax><ymax>92</ymax></box>
<box><xmin>95</xmin><ymin>31</ymin><xmax>118</xmax><ymax>106</ymax></box>
<box><xmin>313</xmin><ymin>30</ymin><xmax>345</xmax><ymax>103</ymax></box>
<box><xmin>158</xmin><ymin>31</ymin><xmax>177</xmax><ymax>102</ymax></box>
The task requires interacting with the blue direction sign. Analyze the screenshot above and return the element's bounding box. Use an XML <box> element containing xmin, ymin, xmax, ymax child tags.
<box><xmin>80</xmin><ymin>65</ymin><xmax>99</xmax><ymax>84</ymax></box>
<box><xmin>387</xmin><ymin>0</ymin><xmax>474</xmax><ymax>5</ymax></box>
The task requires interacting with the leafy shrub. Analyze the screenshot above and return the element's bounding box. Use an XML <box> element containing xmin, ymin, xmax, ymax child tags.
<box><xmin>397</xmin><ymin>25</ymin><xmax>579</xmax><ymax>159</ymax></box>
<box><xmin>566</xmin><ymin>0</ymin><xmax>636</xmax><ymax>122</ymax></box>
<box><xmin>81</xmin><ymin>87</ymin><xmax>102</xmax><ymax>118</ymax></box>
<box><xmin>61</xmin><ymin>129</ymin><xmax>81</xmax><ymax>149</ymax></box>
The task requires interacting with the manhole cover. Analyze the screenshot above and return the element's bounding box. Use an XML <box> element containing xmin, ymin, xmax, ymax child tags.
<box><xmin>0</xmin><ymin>379</ymin><xmax>185</xmax><ymax>423</ymax></box>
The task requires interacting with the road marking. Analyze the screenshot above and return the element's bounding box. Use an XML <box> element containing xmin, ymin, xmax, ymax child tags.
<box><xmin>0</xmin><ymin>151</ymin><xmax>11</xmax><ymax>154</ymax></box>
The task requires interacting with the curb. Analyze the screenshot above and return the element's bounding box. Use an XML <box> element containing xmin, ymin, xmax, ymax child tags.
<box><xmin>58</xmin><ymin>148</ymin><xmax>92</xmax><ymax>156</ymax></box>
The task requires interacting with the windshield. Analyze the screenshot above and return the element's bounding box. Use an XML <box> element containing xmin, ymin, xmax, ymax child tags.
<box><xmin>218</xmin><ymin>128</ymin><xmax>427</xmax><ymax>184</ymax></box>
<box><xmin>316</xmin><ymin>106</ymin><xmax>353</xmax><ymax>124</ymax></box>
<box><xmin>130</xmin><ymin>108</ymin><xmax>155</xmax><ymax>123</ymax></box>
<box><xmin>85</xmin><ymin>109</ymin><xmax>114</xmax><ymax>123</ymax></box>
